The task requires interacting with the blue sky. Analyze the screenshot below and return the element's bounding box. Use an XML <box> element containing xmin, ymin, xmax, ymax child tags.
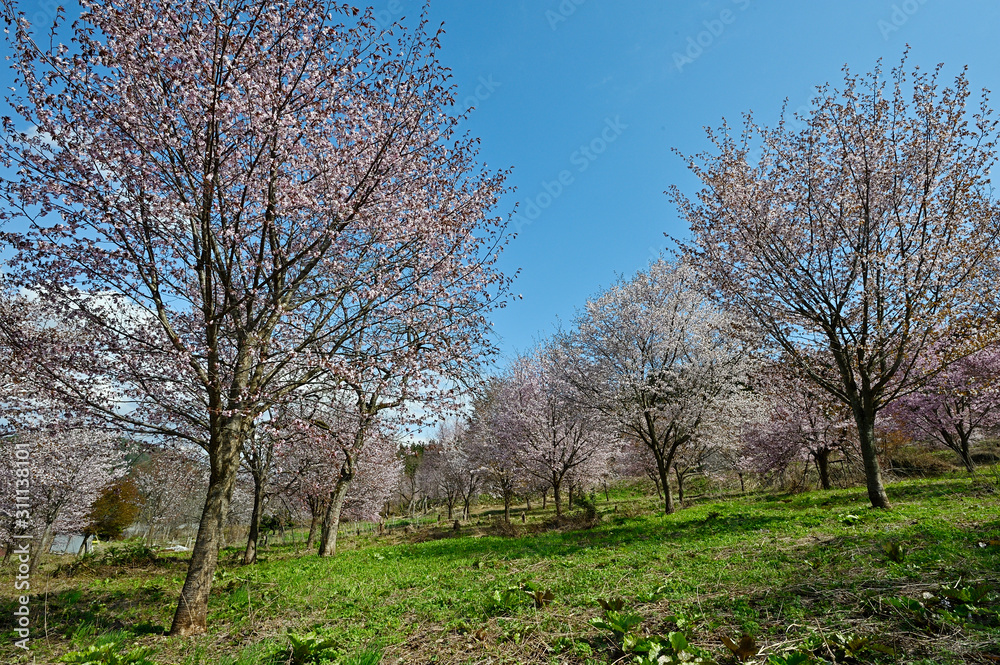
<box><xmin>410</xmin><ymin>0</ymin><xmax>1000</xmax><ymax>365</ymax></box>
<box><xmin>4</xmin><ymin>0</ymin><xmax>1000</xmax><ymax>369</ymax></box>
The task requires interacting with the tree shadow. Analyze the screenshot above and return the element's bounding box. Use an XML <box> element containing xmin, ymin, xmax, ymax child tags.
<box><xmin>0</xmin><ymin>583</ymin><xmax>169</xmax><ymax>640</ymax></box>
<box><xmin>398</xmin><ymin>510</ymin><xmax>789</xmax><ymax>563</ymax></box>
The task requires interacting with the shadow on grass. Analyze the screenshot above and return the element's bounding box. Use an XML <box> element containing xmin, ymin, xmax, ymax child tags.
<box><xmin>739</xmin><ymin>477</ymin><xmax>979</xmax><ymax>512</ymax></box>
<box><xmin>0</xmin><ymin>583</ymin><xmax>169</xmax><ymax>639</ymax></box>
<box><xmin>389</xmin><ymin>510</ymin><xmax>789</xmax><ymax>564</ymax></box>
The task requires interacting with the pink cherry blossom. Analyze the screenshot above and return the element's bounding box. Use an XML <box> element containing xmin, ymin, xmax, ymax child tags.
<box><xmin>0</xmin><ymin>0</ymin><xmax>510</xmax><ymax>635</ymax></box>
<box><xmin>558</xmin><ymin>258</ymin><xmax>754</xmax><ymax>515</ymax></box>
<box><xmin>889</xmin><ymin>342</ymin><xmax>1000</xmax><ymax>472</ymax></box>
<box><xmin>675</xmin><ymin>56</ymin><xmax>1000</xmax><ymax>509</ymax></box>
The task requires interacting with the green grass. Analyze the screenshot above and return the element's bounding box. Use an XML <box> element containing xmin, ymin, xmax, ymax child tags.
<box><xmin>3</xmin><ymin>473</ymin><xmax>999</xmax><ymax>664</ymax></box>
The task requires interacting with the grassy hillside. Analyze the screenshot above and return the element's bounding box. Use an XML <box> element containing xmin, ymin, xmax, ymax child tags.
<box><xmin>4</xmin><ymin>473</ymin><xmax>1000</xmax><ymax>664</ymax></box>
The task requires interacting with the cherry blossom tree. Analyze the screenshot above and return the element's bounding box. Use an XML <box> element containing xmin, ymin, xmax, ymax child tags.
<box><xmin>428</xmin><ymin>421</ymin><xmax>484</xmax><ymax>521</ymax></box>
<box><xmin>277</xmin><ymin>440</ymin><xmax>335</xmax><ymax>551</ymax></box>
<box><xmin>559</xmin><ymin>258</ymin><xmax>753</xmax><ymax>515</ymax></box>
<box><xmin>668</xmin><ymin>437</ymin><xmax>712</xmax><ymax>504</ymax></box>
<box><xmin>0</xmin><ymin>0</ymin><xmax>509</xmax><ymax>634</ymax></box>
<box><xmin>340</xmin><ymin>434</ymin><xmax>401</xmax><ymax>524</ymax></box>
<box><xmin>495</xmin><ymin>350</ymin><xmax>612</xmax><ymax>517</ymax></box>
<box><xmin>889</xmin><ymin>343</ymin><xmax>1000</xmax><ymax>472</ymax></box>
<box><xmin>276</xmin><ymin>388</ymin><xmax>406</xmax><ymax>557</ymax></box>
<box><xmin>233</xmin><ymin>410</ymin><xmax>323</xmax><ymax>549</ymax></box>
<box><xmin>615</xmin><ymin>439</ymin><xmax>668</xmax><ymax>499</ymax></box>
<box><xmin>238</xmin><ymin>400</ymin><xmax>350</xmax><ymax>564</ymax></box>
<box><xmin>467</xmin><ymin>380</ymin><xmax>529</xmax><ymax>523</ymax></box>
<box><xmin>675</xmin><ymin>57</ymin><xmax>1000</xmax><ymax>509</ymax></box>
<box><xmin>742</xmin><ymin>360</ymin><xmax>857</xmax><ymax>490</ymax></box>
<box><xmin>0</xmin><ymin>428</ymin><xmax>125</xmax><ymax>575</ymax></box>
<box><xmin>317</xmin><ymin>410</ymin><xmax>397</xmax><ymax>556</ymax></box>
<box><xmin>420</xmin><ymin>421</ymin><xmax>480</xmax><ymax>520</ymax></box>
<box><xmin>562</xmin><ymin>444</ymin><xmax>614</xmax><ymax>509</ymax></box>
<box><xmin>239</xmin><ymin>421</ymin><xmax>279</xmax><ymax>565</ymax></box>
<box><xmin>308</xmin><ymin>277</ymin><xmax>501</xmax><ymax>545</ymax></box>
<box><xmin>132</xmin><ymin>446</ymin><xmax>209</xmax><ymax>545</ymax></box>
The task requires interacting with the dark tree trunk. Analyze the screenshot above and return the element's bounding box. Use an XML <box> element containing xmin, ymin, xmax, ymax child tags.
<box><xmin>940</xmin><ymin>427</ymin><xmax>976</xmax><ymax>473</ymax></box>
<box><xmin>243</xmin><ymin>471</ymin><xmax>267</xmax><ymax>565</ymax></box>
<box><xmin>553</xmin><ymin>481</ymin><xmax>562</xmax><ymax>517</ymax></box>
<box><xmin>28</xmin><ymin>522</ymin><xmax>54</xmax><ymax>577</ymax></box>
<box><xmin>503</xmin><ymin>490</ymin><xmax>511</xmax><ymax>523</ymax></box>
<box><xmin>305</xmin><ymin>498</ymin><xmax>323</xmax><ymax>551</ymax></box>
<box><xmin>853</xmin><ymin>407</ymin><xmax>891</xmax><ymax>509</ymax></box>
<box><xmin>658</xmin><ymin>463</ymin><xmax>674</xmax><ymax>515</ymax></box>
<box><xmin>318</xmin><ymin>460</ymin><xmax>353</xmax><ymax>557</ymax></box>
<box><xmin>956</xmin><ymin>432</ymin><xmax>976</xmax><ymax>473</ymax></box>
<box><xmin>738</xmin><ymin>472</ymin><xmax>745</xmax><ymax>493</ymax></box>
<box><xmin>815</xmin><ymin>448</ymin><xmax>832</xmax><ymax>490</ymax></box>
<box><xmin>960</xmin><ymin>446</ymin><xmax>975</xmax><ymax>473</ymax></box>
<box><xmin>541</xmin><ymin>488</ymin><xmax>547</xmax><ymax>509</ymax></box>
<box><xmin>318</xmin><ymin>481</ymin><xmax>351</xmax><ymax>557</ymax></box>
<box><xmin>170</xmin><ymin>419</ymin><xmax>243</xmax><ymax>636</ymax></box>
<box><xmin>674</xmin><ymin>465</ymin><xmax>685</xmax><ymax>505</ymax></box>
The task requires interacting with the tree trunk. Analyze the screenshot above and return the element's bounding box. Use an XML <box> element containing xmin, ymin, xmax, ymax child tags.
<box><xmin>541</xmin><ymin>488</ymin><xmax>547</xmax><ymax>509</ymax></box>
<box><xmin>958</xmin><ymin>433</ymin><xmax>975</xmax><ymax>473</ymax></box>
<box><xmin>553</xmin><ymin>481</ymin><xmax>562</xmax><ymax>517</ymax></box>
<box><xmin>28</xmin><ymin>522</ymin><xmax>54</xmax><ymax>577</ymax></box>
<box><xmin>815</xmin><ymin>448</ymin><xmax>832</xmax><ymax>490</ymax></box>
<box><xmin>738</xmin><ymin>472</ymin><xmax>745</xmax><ymax>493</ymax></box>
<box><xmin>169</xmin><ymin>419</ymin><xmax>243</xmax><ymax>636</ymax></box>
<box><xmin>658</xmin><ymin>463</ymin><xmax>674</xmax><ymax>515</ymax></box>
<box><xmin>503</xmin><ymin>491</ymin><xmax>511</xmax><ymax>523</ymax></box>
<box><xmin>940</xmin><ymin>429</ymin><xmax>976</xmax><ymax>474</ymax></box>
<box><xmin>318</xmin><ymin>463</ymin><xmax>353</xmax><ymax>557</ymax></box>
<box><xmin>674</xmin><ymin>465</ymin><xmax>685</xmax><ymax>504</ymax></box>
<box><xmin>243</xmin><ymin>472</ymin><xmax>267</xmax><ymax>565</ymax></box>
<box><xmin>854</xmin><ymin>409</ymin><xmax>891</xmax><ymax>509</ymax></box>
<box><xmin>305</xmin><ymin>498</ymin><xmax>323</xmax><ymax>551</ymax></box>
